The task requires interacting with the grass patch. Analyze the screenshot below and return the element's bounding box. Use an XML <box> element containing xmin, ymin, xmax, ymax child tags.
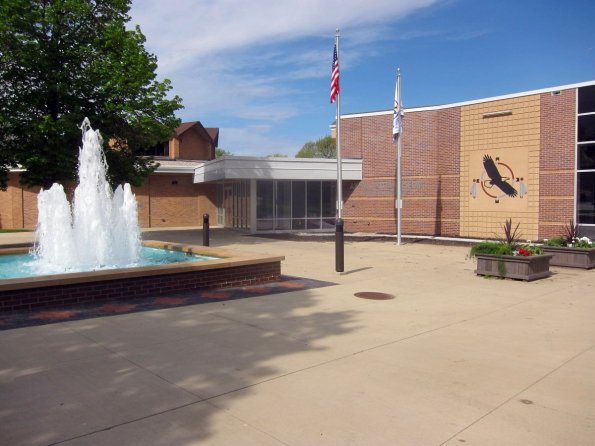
<box><xmin>0</xmin><ymin>229</ymin><xmax>32</xmax><ymax>233</ymax></box>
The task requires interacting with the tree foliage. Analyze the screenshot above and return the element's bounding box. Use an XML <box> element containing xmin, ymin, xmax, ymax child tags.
<box><xmin>0</xmin><ymin>0</ymin><xmax>183</xmax><ymax>190</ymax></box>
<box><xmin>296</xmin><ymin>136</ymin><xmax>336</xmax><ymax>158</ymax></box>
<box><xmin>215</xmin><ymin>148</ymin><xmax>233</xmax><ymax>158</ymax></box>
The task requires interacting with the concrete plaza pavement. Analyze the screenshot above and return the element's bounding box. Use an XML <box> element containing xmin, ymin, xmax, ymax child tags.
<box><xmin>0</xmin><ymin>228</ymin><xmax>594</xmax><ymax>445</ymax></box>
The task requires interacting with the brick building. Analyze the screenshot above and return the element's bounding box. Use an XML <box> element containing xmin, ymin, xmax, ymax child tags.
<box><xmin>340</xmin><ymin>80</ymin><xmax>595</xmax><ymax>240</ymax></box>
<box><xmin>2</xmin><ymin>81</ymin><xmax>595</xmax><ymax>240</ymax></box>
<box><xmin>0</xmin><ymin>121</ymin><xmax>218</xmax><ymax>230</ymax></box>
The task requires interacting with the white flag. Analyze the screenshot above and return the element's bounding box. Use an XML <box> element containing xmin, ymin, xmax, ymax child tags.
<box><xmin>393</xmin><ymin>73</ymin><xmax>402</xmax><ymax>141</ymax></box>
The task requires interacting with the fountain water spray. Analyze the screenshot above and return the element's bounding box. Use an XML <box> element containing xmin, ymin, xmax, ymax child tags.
<box><xmin>34</xmin><ymin>118</ymin><xmax>141</xmax><ymax>272</ymax></box>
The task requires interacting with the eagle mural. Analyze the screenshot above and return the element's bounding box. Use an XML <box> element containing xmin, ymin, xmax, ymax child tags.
<box><xmin>482</xmin><ymin>154</ymin><xmax>518</xmax><ymax>198</ymax></box>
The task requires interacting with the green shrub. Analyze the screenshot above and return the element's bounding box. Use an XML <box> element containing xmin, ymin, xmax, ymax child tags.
<box><xmin>544</xmin><ymin>236</ymin><xmax>565</xmax><ymax>247</ymax></box>
<box><xmin>469</xmin><ymin>241</ymin><xmax>514</xmax><ymax>257</ymax></box>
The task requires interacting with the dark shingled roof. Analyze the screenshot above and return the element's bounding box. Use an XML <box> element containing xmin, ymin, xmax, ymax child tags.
<box><xmin>205</xmin><ymin>128</ymin><xmax>219</xmax><ymax>147</ymax></box>
<box><xmin>174</xmin><ymin>122</ymin><xmax>219</xmax><ymax>147</ymax></box>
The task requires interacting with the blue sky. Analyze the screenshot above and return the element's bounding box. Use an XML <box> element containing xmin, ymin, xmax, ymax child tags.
<box><xmin>130</xmin><ymin>0</ymin><xmax>594</xmax><ymax>157</ymax></box>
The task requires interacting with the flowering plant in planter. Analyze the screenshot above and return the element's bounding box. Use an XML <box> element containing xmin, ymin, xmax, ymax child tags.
<box><xmin>469</xmin><ymin>220</ymin><xmax>543</xmax><ymax>258</ymax></box>
<box><xmin>469</xmin><ymin>219</ymin><xmax>551</xmax><ymax>281</ymax></box>
<box><xmin>515</xmin><ymin>243</ymin><xmax>544</xmax><ymax>256</ymax></box>
<box><xmin>544</xmin><ymin>236</ymin><xmax>593</xmax><ymax>249</ymax></box>
<box><xmin>542</xmin><ymin>221</ymin><xmax>595</xmax><ymax>269</ymax></box>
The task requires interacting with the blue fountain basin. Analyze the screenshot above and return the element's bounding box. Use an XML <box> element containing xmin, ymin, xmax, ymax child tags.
<box><xmin>0</xmin><ymin>247</ymin><xmax>219</xmax><ymax>280</ymax></box>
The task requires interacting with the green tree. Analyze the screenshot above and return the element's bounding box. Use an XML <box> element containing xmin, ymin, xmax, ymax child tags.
<box><xmin>215</xmin><ymin>148</ymin><xmax>233</xmax><ymax>157</ymax></box>
<box><xmin>0</xmin><ymin>0</ymin><xmax>183</xmax><ymax>190</ymax></box>
<box><xmin>296</xmin><ymin>136</ymin><xmax>336</xmax><ymax>158</ymax></box>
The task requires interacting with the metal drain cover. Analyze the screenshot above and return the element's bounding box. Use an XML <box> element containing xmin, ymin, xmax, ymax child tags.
<box><xmin>354</xmin><ymin>292</ymin><xmax>395</xmax><ymax>300</ymax></box>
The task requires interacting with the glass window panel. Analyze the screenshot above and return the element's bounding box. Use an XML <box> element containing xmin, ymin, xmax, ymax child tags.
<box><xmin>307</xmin><ymin>219</ymin><xmax>321</xmax><ymax>230</ymax></box>
<box><xmin>276</xmin><ymin>181</ymin><xmax>292</xmax><ymax>219</ymax></box>
<box><xmin>256</xmin><ymin>181</ymin><xmax>274</xmax><ymax>219</ymax></box>
<box><xmin>307</xmin><ymin>181</ymin><xmax>321</xmax><ymax>218</ymax></box>
<box><xmin>256</xmin><ymin>219</ymin><xmax>274</xmax><ymax>230</ymax></box>
<box><xmin>322</xmin><ymin>218</ymin><xmax>336</xmax><ymax>230</ymax></box>
<box><xmin>292</xmin><ymin>181</ymin><xmax>306</xmax><ymax>219</ymax></box>
<box><xmin>578</xmin><ymin>85</ymin><xmax>595</xmax><ymax>115</ymax></box>
<box><xmin>578</xmin><ymin>172</ymin><xmax>595</xmax><ymax>224</ymax></box>
<box><xmin>322</xmin><ymin>182</ymin><xmax>336</xmax><ymax>217</ymax></box>
<box><xmin>275</xmin><ymin>219</ymin><xmax>291</xmax><ymax>230</ymax></box>
<box><xmin>578</xmin><ymin>144</ymin><xmax>595</xmax><ymax>170</ymax></box>
<box><xmin>292</xmin><ymin>219</ymin><xmax>306</xmax><ymax>230</ymax></box>
<box><xmin>578</xmin><ymin>114</ymin><xmax>595</xmax><ymax>142</ymax></box>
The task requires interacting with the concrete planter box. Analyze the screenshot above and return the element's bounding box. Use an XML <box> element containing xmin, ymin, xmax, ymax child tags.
<box><xmin>474</xmin><ymin>253</ymin><xmax>552</xmax><ymax>281</ymax></box>
<box><xmin>542</xmin><ymin>246</ymin><xmax>595</xmax><ymax>269</ymax></box>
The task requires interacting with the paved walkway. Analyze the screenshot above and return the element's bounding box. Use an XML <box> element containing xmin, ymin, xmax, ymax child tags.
<box><xmin>1</xmin><ymin>228</ymin><xmax>594</xmax><ymax>445</ymax></box>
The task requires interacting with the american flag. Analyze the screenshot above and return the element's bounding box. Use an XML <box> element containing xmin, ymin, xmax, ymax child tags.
<box><xmin>330</xmin><ymin>44</ymin><xmax>340</xmax><ymax>103</ymax></box>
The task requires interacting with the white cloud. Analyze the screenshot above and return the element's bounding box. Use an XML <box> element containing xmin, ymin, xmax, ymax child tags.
<box><xmin>219</xmin><ymin>125</ymin><xmax>298</xmax><ymax>156</ymax></box>
<box><xmin>129</xmin><ymin>0</ymin><xmax>441</xmax><ymax>154</ymax></box>
<box><xmin>131</xmin><ymin>0</ymin><xmax>437</xmax><ymax>74</ymax></box>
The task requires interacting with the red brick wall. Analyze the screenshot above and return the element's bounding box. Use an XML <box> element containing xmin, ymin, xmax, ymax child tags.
<box><xmin>0</xmin><ymin>261</ymin><xmax>281</xmax><ymax>312</ymax></box>
<box><xmin>140</xmin><ymin>174</ymin><xmax>215</xmax><ymax>227</ymax></box>
<box><xmin>341</xmin><ymin>107</ymin><xmax>460</xmax><ymax>236</ymax></box>
<box><xmin>1</xmin><ymin>172</ymin><xmax>215</xmax><ymax>230</ymax></box>
<box><xmin>133</xmin><ymin>174</ymin><xmax>216</xmax><ymax>228</ymax></box>
<box><xmin>342</xmin><ymin>114</ymin><xmax>397</xmax><ymax>233</ymax></box>
<box><xmin>134</xmin><ymin>180</ymin><xmax>151</xmax><ymax>228</ymax></box>
<box><xmin>0</xmin><ymin>173</ymin><xmax>40</xmax><ymax>229</ymax></box>
<box><xmin>178</xmin><ymin>130</ymin><xmax>213</xmax><ymax>160</ymax></box>
<box><xmin>0</xmin><ymin>173</ymin><xmax>18</xmax><ymax>229</ymax></box>
<box><xmin>539</xmin><ymin>89</ymin><xmax>576</xmax><ymax>239</ymax></box>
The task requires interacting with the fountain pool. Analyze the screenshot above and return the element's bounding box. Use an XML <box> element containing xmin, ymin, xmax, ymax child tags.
<box><xmin>0</xmin><ymin>120</ymin><xmax>284</xmax><ymax>312</ymax></box>
<box><xmin>0</xmin><ymin>241</ymin><xmax>284</xmax><ymax>312</ymax></box>
<box><xmin>0</xmin><ymin>246</ymin><xmax>220</xmax><ymax>280</ymax></box>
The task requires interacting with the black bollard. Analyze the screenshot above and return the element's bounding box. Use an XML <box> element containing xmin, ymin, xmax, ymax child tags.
<box><xmin>202</xmin><ymin>213</ymin><xmax>210</xmax><ymax>246</ymax></box>
<box><xmin>335</xmin><ymin>218</ymin><xmax>344</xmax><ymax>272</ymax></box>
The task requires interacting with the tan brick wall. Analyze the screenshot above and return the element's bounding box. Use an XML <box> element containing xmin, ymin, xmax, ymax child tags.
<box><xmin>460</xmin><ymin>95</ymin><xmax>541</xmax><ymax>240</ymax></box>
<box><xmin>145</xmin><ymin>174</ymin><xmax>216</xmax><ymax>227</ymax></box>
<box><xmin>538</xmin><ymin>89</ymin><xmax>576</xmax><ymax>239</ymax></box>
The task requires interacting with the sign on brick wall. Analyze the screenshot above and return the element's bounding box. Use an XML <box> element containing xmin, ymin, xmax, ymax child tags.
<box><xmin>468</xmin><ymin>149</ymin><xmax>529</xmax><ymax>212</ymax></box>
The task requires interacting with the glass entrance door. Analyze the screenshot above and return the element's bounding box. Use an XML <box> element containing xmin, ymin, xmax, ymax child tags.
<box><xmin>256</xmin><ymin>180</ymin><xmax>336</xmax><ymax>231</ymax></box>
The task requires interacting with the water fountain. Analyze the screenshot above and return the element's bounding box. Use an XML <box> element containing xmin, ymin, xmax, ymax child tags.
<box><xmin>0</xmin><ymin>120</ymin><xmax>284</xmax><ymax>311</ymax></box>
<box><xmin>34</xmin><ymin>118</ymin><xmax>142</xmax><ymax>273</ymax></box>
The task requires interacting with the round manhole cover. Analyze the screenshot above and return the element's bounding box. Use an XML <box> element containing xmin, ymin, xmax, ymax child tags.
<box><xmin>354</xmin><ymin>292</ymin><xmax>395</xmax><ymax>300</ymax></box>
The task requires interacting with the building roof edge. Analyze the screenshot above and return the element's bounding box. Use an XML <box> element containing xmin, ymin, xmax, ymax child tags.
<box><xmin>341</xmin><ymin>79</ymin><xmax>595</xmax><ymax>119</ymax></box>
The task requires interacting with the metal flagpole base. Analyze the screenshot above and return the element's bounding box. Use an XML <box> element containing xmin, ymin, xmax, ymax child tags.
<box><xmin>335</xmin><ymin>218</ymin><xmax>344</xmax><ymax>272</ymax></box>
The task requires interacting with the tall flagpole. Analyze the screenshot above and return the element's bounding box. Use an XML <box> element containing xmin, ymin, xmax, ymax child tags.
<box><xmin>397</xmin><ymin>69</ymin><xmax>402</xmax><ymax>245</ymax></box>
<box><xmin>394</xmin><ymin>69</ymin><xmax>403</xmax><ymax>246</ymax></box>
<box><xmin>335</xmin><ymin>29</ymin><xmax>342</xmax><ymax>220</ymax></box>
<box><xmin>332</xmin><ymin>29</ymin><xmax>344</xmax><ymax>272</ymax></box>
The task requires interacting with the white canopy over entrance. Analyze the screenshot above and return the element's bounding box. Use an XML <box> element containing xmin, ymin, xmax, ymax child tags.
<box><xmin>193</xmin><ymin>157</ymin><xmax>363</xmax><ymax>233</ymax></box>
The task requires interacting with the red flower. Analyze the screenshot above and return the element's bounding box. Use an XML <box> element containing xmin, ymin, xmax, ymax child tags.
<box><xmin>518</xmin><ymin>247</ymin><xmax>531</xmax><ymax>256</ymax></box>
